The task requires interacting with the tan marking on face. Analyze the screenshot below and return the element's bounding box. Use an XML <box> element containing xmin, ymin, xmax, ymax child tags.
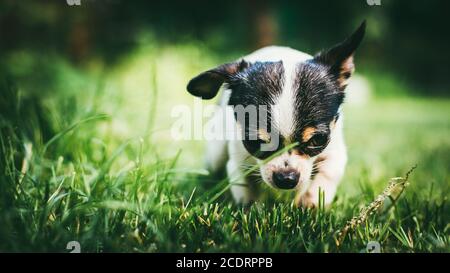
<box><xmin>291</xmin><ymin>149</ymin><xmax>309</xmax><ymax>160</ymax></box>
<box><xmin>257</xmin><ymin>128</ymin><xmax>270</xmax><ymax>142</ymax></box>
<box><xmin>302</xmin><ymin>127</ymin><xmax>316</xmax><ymax>142</ymax></box>
<box><xmin>283</xmin><ymin>135</ymin><xmax>292</xmax><ymax>147</ymax></box>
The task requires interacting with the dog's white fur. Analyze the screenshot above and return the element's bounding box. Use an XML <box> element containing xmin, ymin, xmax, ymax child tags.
<box><xmin>205</xmin><ymin>46</ymin><xmax>347</xmax><ymax>207</ymax></box>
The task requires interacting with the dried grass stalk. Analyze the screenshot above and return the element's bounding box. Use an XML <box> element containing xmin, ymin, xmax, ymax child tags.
<box><xmin>336</xmin><ymin>166</ymin><xmax>416</xmax><ymax>246</ymax></box>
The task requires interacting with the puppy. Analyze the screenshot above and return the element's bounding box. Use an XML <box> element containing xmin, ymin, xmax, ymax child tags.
<box><xmin>187</xmin><ymin>22</ymin><xmax>366</xmax><ymax>207</ymax></box>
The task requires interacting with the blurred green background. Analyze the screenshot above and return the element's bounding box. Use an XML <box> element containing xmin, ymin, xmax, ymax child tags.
<box><xmin>0</xmin><ymin>0</ymin><xmax>449</xmax><ymax>252</ymax></box>
<box><xmin>1</xmin><ymin>0</ymin><xmax>450</xmax><ymax>94</ymax></box>
<box><xmin>1</xmin><ymin>0</ymin><xmax>449</xmax><ymax>161</ymax></box>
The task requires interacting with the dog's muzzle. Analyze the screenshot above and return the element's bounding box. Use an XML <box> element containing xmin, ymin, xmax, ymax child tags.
<box><xmin>272</xmin><ymin>169</ymin><xmax>300</xmax><ymax>189</ymax></box>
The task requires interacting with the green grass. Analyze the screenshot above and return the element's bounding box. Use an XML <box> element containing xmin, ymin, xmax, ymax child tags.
<box><xmin>0</xmin><ymin>43</ymin><xmax>449</xmax><ymax>253</ymax></box>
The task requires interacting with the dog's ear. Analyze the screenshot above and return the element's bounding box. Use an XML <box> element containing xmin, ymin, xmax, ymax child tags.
<box><xmin>313</xmin><ymin>21</ymin><xmax>366</xmax><ymax>91</ymax></box>
<box><xmin>187</xmin><ymin>60</ymin><xmax>249</xmax><ymax>99</ymax></box>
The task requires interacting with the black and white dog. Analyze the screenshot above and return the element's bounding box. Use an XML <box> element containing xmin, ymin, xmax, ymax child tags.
<box><xmin>187</xmin><ymin>22</ymin><xmax>365</xmax><ymax>207</ymax></box>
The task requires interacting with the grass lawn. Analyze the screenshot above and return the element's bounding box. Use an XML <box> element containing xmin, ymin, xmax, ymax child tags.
<box><xmin>0</xmin><ymin>46</ymin><xmax>449</xmax><ymax>253</ymax></box>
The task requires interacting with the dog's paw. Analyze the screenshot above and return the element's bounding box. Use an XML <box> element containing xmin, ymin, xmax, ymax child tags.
<box><xmin>295</xmin><ymin>191</ymin><xmax>319</xmax><ymax>208</ymax></box>
<box><xmin>296</xmin><ymin>187</ymin><xmax>335</xmax><ymax>208</ymax></box>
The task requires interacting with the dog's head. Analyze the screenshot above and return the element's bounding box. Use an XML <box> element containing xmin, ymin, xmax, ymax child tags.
<box><xmin>187</xmin><ymin>22</ymin><xmax>365</xmax><ymax>192</ymax></box>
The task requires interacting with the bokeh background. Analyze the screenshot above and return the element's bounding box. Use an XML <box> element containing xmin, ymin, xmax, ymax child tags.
<box><xmin>0</xmin><ymin>0</ymin><xmax>449</xmax><ymax>252</ymax></box>
<box><xmin>1</xmin><ymin>0</ymin><xmax>449</xmax><ymax>158</ymax></box>
<box><xmin>2</xmin><ymin>0</ymin><xmax>450</xmax><ymax>92</ymax></box>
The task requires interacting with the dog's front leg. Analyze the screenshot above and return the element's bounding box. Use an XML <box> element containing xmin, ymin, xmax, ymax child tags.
<box><xmin>297</xmin><ymin>142</ymin><xmax>347</xmax><ymax>207</ymax></box>
<box><xmin>297</xmin><ymin>168</ymin><xmax>341</xmax><ymax>207</ymax></box>
<box><xmin>227</xmin><ymin>141</ymin><xmax>259</xmax><ymax>205</ymax></box>
<box><xmin>226</xmin><ymin>160</ymin><xmax>259</xmax><ymax>205</ymax></box>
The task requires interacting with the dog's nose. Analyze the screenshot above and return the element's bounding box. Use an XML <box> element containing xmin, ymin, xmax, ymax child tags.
<box><xmin>272</xmin><ymin>170</ymin><xmax>299</xmax><ymax>189</ymax></box>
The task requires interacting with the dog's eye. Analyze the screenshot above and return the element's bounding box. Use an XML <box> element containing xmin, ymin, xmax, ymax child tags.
<box><xmin>307</xmin><ymin>133</ymin><xmax>328</xmax><ymax>149</ymax></box>
<box><xmin>242</xmin><ymin>132</ymin><xmax>282</xmax><ymax>160</ymax></box>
